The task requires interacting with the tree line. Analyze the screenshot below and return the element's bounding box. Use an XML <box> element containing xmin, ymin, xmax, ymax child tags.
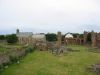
<box><xmin>0</xmin><ymin>33</ymin><xmax>85</xmax><ymax>43</ymax></box>
<box><xmin>0</xmin><ymin>34</ymin><xmax>18</xmax><ymax>44</ymax></box>
<box><xmin>45</xmin><ymin>33</ymin><xmax>84</xmax><ymax>42</ymax></box>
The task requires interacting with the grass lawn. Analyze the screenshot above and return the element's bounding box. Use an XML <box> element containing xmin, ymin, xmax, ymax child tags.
<box><xmin>1</xmin><ymin>45</ymin><xmax>100</xmax><ymax>75</ymax></box>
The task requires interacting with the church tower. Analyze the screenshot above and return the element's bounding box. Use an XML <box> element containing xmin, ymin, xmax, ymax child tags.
<box><xmin>16</xmin><ymin>29</ymin><xmax>19</xmax><ymax>34</ymax></box>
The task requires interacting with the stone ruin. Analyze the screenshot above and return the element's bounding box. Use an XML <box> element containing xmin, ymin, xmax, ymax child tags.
<box><xmin>47</xmin><ymin>32</ymin><xmax>67</xmax><ymax>55</ymax></box>
<box><xmin>84</xmin><ymin>31</ymin><xmax>100</xmax><ymax>48</ymax></box>
<box><xmin>34</xmin><ymin>40</ymin><xmax>47</xmax><ymax>51</ymax></box>
<box><xmin>87</xmin><ymin>64</ymin><xmax>100</xmax><ymax>74</ymax></box>
<box><xmin>14</xmin><ymin>29</ymin><xmax>100</xmax><ymax>49</ymax></box>
<box><xmin>64</xmin><ymin>33</ymin><xmax>84</xmax><ymax>45</ymax></box>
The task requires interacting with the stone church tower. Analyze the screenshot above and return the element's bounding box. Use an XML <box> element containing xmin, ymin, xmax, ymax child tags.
<box><xmin>16</xmin><ymin>29</ymin><xmax>19</xmax><ymax>34</ymax></box>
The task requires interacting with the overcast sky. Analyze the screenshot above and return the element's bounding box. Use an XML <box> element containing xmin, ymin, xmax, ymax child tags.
<box><xmin>0</xmin><ymin>0</ymin><xmax>100</xmax><ymax>34</ymax></box>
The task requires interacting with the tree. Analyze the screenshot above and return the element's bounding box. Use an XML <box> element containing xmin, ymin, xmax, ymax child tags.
<box><xmin>0</xmin><ymin>35</ymin><xmax>5</xmax><ymax>40</ymax></box>
<box><xmin>45</xmin><ymin>33</ymin><xmax>57</xmax><ymax>42</ymax></box>
<box><xmin>72</xmin><ymin>33</ymin><xmax>84</xmax><ymax>38</ymax></box>
<box><xmin>87</xmin><ymin>33</ymin><xmax>91</xmax><ymax>43</ymax></box>
<box><xmin>72</xmin><ymin>33</ymin><xmax>79</xmax><ymax>38</ymax></box>
<box><xmin>62</xmin><ymin>35</ymin><xmax>65</xmax><ymax>41</ymax></box>
<box><xmin>6</xmin><ymin>34</ymin><xmax>18</xmax><ymax>44</ymax></box>
<box><xmin>79</xmin><ymin>34</ymin><xmax>84</xmax><ymax>38</ymax></box>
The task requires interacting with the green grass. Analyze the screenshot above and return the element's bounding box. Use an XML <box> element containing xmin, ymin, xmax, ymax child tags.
<box><xmin>1</xmin><ymin>45</ymin><xmax>100</xmax><ymax>75</ymax></box>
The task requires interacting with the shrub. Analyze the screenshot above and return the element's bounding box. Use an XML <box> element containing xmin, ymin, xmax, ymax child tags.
<box><xmin>6</xmin><ymin>34</ymin><xmax>18</xmax><ymax>44</ymax></box>
<box><xmin>25</xmin><ymin>46</ymin><xmax>35</xmax><ymax>54</ymax></box>
<box><xmin>45</xmin><ymin>33</ymin><xmax>57</xmax><ymax>42</ymax></box>
<box><xmin>2</xmin><ymin>62</ymin><xmax>10</xmax><ymax>67</ymax></box>
<box><xmin>0</xmin><ymin>64</ymin><xmax>3</xmax><ymax>70</ymax></box>
<box><xmin>9</xmin><ymin>56</ymin><xmax>19</xmax><ymax>63</ymax></box>
<box><xmin>0</xmin><ymin>35</ymin><xmax>5</xmax><ymax>40</ymax></box>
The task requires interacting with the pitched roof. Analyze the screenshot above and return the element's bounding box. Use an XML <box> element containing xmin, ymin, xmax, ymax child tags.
<box><xmin>32</xmin><ymin>34</ymin><xmax>45</xmax><ymax>39</ymax></box>
<box><xmin>17</xmin><ymin>32</ymin><xmax>33</xmax><ymax>37</ymax></box>
<box><xmin>65</xmin><ymin>33</ymin><xmax>73</xmax><ymax>38</ymax></box>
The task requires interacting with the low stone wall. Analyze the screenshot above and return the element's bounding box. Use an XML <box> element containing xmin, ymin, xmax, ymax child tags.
<box><xmin>0</xmin><ymin>45</ymin><xmax>35</xmax><ymax>70</ymax></box>
<box><xmin>35</xmin><ymin>41</ymin><xmax>47</xmax><ymax>51</ymax></box>
<box><xmin>65</xmin><ymin>38</ymin><xmax>84</xmax><ymax>45</ymax></box>
<box><xmin>0</xmin><ymin>40</ymin><xmax>7</xmax><ymax>44</ymax></box>
<box><xmin>0</xmin><ymin>53</ymin><xmax>10</xmax><ymax>66</ymax></box>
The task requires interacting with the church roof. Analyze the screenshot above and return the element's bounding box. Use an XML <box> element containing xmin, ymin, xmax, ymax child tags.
<box><xmin>32</xmin><ymin>34</ymin><xmax>46</xmax><ymax>39</ymax></box>
<box><xmin>32</xmin><ymin>34</ymin><xmax>44</xmax><ymax>37</ymax></box>
<box><xmin>17</xmin><ymin>32</ymin><xmax>33</xmax><ymax>37</ymax></box>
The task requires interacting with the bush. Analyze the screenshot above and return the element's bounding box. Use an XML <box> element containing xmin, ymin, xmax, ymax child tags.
<box><xmin>9</xmin><ymin>56</ymin><xmax>19</xmax><ymax>63</ymax></box>
<box><xmin>45</xmin><ymin>33</ymin><xmax>57</xmax><ymax>42</ymax></box>
<box><xmin>0</xmin><ymin>35</ymin><xmax>5</xmax><ymax>40</ymax></box>
<box><xmin>25</xmin><ymin>46</ymin><xmax>35</xmax><ymax>54</ymax></box>
<box><xmin>0</xmin><ymin>64</ymin><xmax>3</xmax><ymax>70</ymax></box>
<box><xmin>6</xmin><ymin>34</ymin><xmax>18</xmax><ymax>44</ymax></box>
<box><xmin>2</xmin><ymin>62</ymin><xmax>10</xmax><ymax>67</ymax></box>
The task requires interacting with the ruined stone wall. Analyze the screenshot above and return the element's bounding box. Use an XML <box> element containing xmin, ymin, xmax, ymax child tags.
<box><xmin>84</xmin><ymin>31</ymin><xmax>100</xmax><ymax>47</ymax></box>
<box><xmin>96</xmin><ymin>33</ymin><xmax>100</xmax><ymax>47</ymax></box>
<box><xmin>84</xmin><ymin>31</ymin><xmax>88</xmax><ymax>44</ymax></box>
<box><xmin>18</xmin><ymin>37</ymin><xmax>33</xmax><ymax>45</ymax></box>
<box><xmin>57</xmin><ymin>32</ymin><xmax>62</xmax><ymax>48</ymax></box>
<box><xmin>91</xmin><ymin>31</ymin><xmax>97</xmax><ymax>47</ymax></box>
<box><xmin>65</xmin><ymin>38</ymin><xmax>83</xmax><ymax>45</ymax></box>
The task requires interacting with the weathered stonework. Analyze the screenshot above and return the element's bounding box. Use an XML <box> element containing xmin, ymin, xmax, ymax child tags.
<box><xmin>83</xmin><ymin>31</ymin><xmax>100</xmax><ymax>47</ymax></box>
<box><xmin>91</xmin><ymin>31</ymin><xmax>97</xmax><ymax>47</ymax></box>
<box><xmin>64</xmin><ymin>33</ymin><xmax>84</xmax><ymax>45</ymax></box>
<box><xmin>83</xmin><ymin>31</ymin><xmax>88</xmax><ymax>45</ymax></box>
<box><xmin>57</xmin><ymin>32</ymin><xmax>62</xmax><ymax>48</ymax></box>
<box><xmin>16</xmin><ymin>29</ymin><xmax>46</xmax><ymax>46</ymax></box>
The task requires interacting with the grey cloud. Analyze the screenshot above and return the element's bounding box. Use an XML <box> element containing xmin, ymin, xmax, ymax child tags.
<box><xmin>0</xmin><ymin>0</ymin><xmax>100</xmax><ymax>34</ymax></box>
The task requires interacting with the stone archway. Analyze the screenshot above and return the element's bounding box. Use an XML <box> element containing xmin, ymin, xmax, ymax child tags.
<box><xmin>84</xmin><ymin>31</ymin><xmax>98</xmax><ymax>47</ymax></box>
<box><xmin>86</xmin><ymin>33</ymin><xmax>92</xmax><ymax>44</ymax></box>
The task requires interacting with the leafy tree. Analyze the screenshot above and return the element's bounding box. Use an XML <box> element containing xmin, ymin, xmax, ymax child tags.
<box><xmin>87</xmin><ymin>33</ymin><xmax>91</xmax><ymax>43</ymax></box>
<box><xmin>62</xmin><ymin>35</ymin><xmax>65</xmax><ymax>41</ymax></box>
<box><xmin>72</xmin><ymin>33</ymin><xmax>79</xmax><ymax>38</ymax></box>
<box><xmin>6</xmin><ymin>34</ymin><xmax>18</xmax><ymax>44</ymax></box>
<box><xmin>0</xmin><ymin>35</ymin><xmax>5</xmax><ymax>40</ymax></box>
<box><xmin>79</xmin><ymin>34</ymin><xmax>84</xmax><ymax>38</ymax></box>
<box><xmin>45</xmin><ymin>33</ymin><xmax>57</xmax><ymax>42</ymax></box>
<box><xmin>72</xmin><ymin>33</ymin><xmax>84</xmax><ymax>38</ymax></box>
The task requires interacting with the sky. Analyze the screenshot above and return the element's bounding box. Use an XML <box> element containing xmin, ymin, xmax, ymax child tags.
<box><xmin>0</xmin><ymin>0</ymin><xmax>100</xmax><ymax>34</ymax></box>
